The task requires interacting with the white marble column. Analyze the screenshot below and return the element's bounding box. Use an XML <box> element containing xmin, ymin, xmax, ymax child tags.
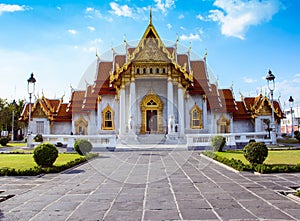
<box><xmin>177</xmin><ymin>84</ymin><xmax>185</xmax><ymax>136</ymax></box>
<box><xmin>119</xmin><ymin>85</ymin><xmax>126</xmax><ymax>135</ymax></box>
<box><xmin>97</xmin><ymin>96</ymin><xmax>102</xmax><ymax>133</ymax></box>
<box><xmin>167</xmin><ymin>77</ymin><xmax>174</xmax><ymax>133</ymax></box>
<box><xmin>129</xmin><ymin>78</ymin><xmax>136</xmax><ymax>133</ymax></box>
<box><xmin>202</xmin><ymin>95</ymin><xmax>207</xmax><ymax>129</ymax></box>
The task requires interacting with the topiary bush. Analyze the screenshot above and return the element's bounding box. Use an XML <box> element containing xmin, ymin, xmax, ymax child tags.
<box><xmin>33</xmin><ymin>134</ymin><xmax>43</xmax><ymax>142</ymax></box>
<box><xmin>211</xmin><ymin>135</ymin><xmax>226</xmax><ymax>152</ymax></box>
<box><xmin>294</xmin><ymin>131</ymin><xmax>300</xmax><ymax>142</ymax></box>
<box><xmin>243</xmin><ymin>142</ymin><xmax>268</xmax><ymax>165</ymax></box>
<box><xmin>33</xmin><ymin>143</ymin><xmax>58</xmax><ymax>167</ymax></box>
<box><xmin>74</xmin><ymin>139</ymin><xmax>93</xmax><ymax>155</ymax></box>
<box><xmin>0</xmin><ymin>137</ymin><xmax>9</xmax><ymax>146</ymax></box>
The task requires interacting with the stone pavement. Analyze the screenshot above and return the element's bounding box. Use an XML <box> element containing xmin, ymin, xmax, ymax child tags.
<box><xmin>0</xmin><ymin>151</ymin><xmax>300</xmax><ymax>221</ymax></box>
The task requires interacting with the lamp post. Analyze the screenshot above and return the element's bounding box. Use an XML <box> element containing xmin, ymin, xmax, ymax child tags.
<box><xmin>266</xmin><ymin>69</ymin><xmax>276</xmax><ymax>145</ymax></box>
<box><xmin>11</xmin><ymin>99</ymin><xmax>17</xmax><ymax>142</ymax></box>
<box><xmin>27</xmin><ymin>73</ymin><xmax>36</xmax><ymax>136</ymax></box>
<box><xmin>288</xmin><ymin>96</ymin><xmax>294</xmax><ymax>138</ymax></box>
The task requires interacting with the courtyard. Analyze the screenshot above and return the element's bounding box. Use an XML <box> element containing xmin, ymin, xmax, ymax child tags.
<box><xmin>0</xmin><ymin>150</ymin><xmax>300</xmax><ymax>220</ymax></box>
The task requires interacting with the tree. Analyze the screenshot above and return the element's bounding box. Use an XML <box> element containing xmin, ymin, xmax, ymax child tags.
<box><xmin>0</xmin><ymin>98</ymin><xmax>25</xmax><ymax>140</ymax></box>
<box><xmin>263</xmin><ymin>119</ymin><xmax>271</xmax><ymax>138</ymax></box>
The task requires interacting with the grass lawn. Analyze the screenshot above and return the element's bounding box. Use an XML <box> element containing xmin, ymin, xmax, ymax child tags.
<box><xmin>0</xmin><ymin>142</ymin><xmax>27</xmax><ymax>148</ymax></box>
<box><xmin>216</xmin><ymin>150</ymin><xmax>300</xmax><ymax>165</ymax></box>
<box><xmin>0</xmin><ymin>153</ymin><xmax>85</xmax><ymax>170</ymax></box>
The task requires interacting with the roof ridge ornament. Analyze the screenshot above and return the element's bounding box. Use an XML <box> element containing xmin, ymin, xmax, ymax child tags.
<box><xmin>149</xmin><ymin>7</ymin><xmax>152</xmax><ymax>25</ymax></box>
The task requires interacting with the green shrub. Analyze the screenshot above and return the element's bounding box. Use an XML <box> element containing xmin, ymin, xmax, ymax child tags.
<box><xmin>33</xmin><ymin>143</ymin><xmax>58</xmax><ymax>167</ymax></box>
<box><xmin>296</xmin><ymin>190</ymin><xmax>300</xmax><ymax>197</ymax></box>
<box><xmin>295</xmin><ymin>131</ymin><xmax>300</xmax><ymax>142</ymax></box>
<box><xmin>211</xmin><ymin>135</ymin><xmax>226</xmax><ymax>152</ymax></box>
<box><xmin>33</xmin><ymin>134</ymin><xmax>43</xmax><ymax>142</ymax></box>
<box><xmin>74</xmin><ymin>139</ymin><xmax>93</xmax><ymax>155</ymax></box>
<box><xmin>243</xmin><ymin>142</ymin><xmax>268</xmax><ymax>165</ymax></box>
<box><xmin>0</xmin><ymin>137</ymin><xmax>9</xmax><ymax>146</ymax></box>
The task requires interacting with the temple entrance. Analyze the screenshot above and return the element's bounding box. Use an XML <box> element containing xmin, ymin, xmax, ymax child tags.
<box><xmin>140</xmin><ymin>89</ymin><xmax>164</xmax><ymax>134</ymax></box>
<box><xmin>146</xmin><ymin>110</ymin><xmax>158</xmax><ymax>133</ymax></box>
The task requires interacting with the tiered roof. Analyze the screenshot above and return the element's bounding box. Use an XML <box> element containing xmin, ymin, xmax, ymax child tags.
<box><xmin>19</xmin><ymin>96</ymin><xmax>71</xmax><ymax>122</ymax></box>
<box><xmin>19</xmin><ymin>13</ymin><xmax>284</xmax><ymax>124</ymax></box>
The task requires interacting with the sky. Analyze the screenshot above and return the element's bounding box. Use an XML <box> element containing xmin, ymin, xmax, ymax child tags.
<box><xmin>0</xmin><ymin>0</ymin><xmax>300</xmax><ymax>110</ymax></box>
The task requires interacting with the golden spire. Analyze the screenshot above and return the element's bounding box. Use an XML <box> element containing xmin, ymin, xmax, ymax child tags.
<box><xmin>203</xmin><ymin>48</ymin><xmax>208</xmax><ymax>61</ymax></box>
<box><xmin>150</xmin><ymin>7</ymin><xmax>152</xmax><ymax>25</ymax></box>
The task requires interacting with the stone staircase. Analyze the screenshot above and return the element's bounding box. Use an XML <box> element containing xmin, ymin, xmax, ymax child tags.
<box><xmin>137</xmin><ymin>134</ymin><xmax>166</xmax><ymax>144</ymax></box>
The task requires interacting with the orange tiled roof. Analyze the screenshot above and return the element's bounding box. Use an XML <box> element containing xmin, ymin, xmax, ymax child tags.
<box><xmin>20</xmin><ymin>96</ymin><xmax>71</xmax><ymax>122</ymax></box>
<box><xmin>217</xmin><ymin>89</ymin><xmax>238</xmax><ymax>113</ymax></box>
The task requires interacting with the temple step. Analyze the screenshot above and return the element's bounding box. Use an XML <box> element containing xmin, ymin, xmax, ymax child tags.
<box><xmin>138</xmin><ymin>134</ymin><xmax>166</xmax><ymax>144</ymax></box>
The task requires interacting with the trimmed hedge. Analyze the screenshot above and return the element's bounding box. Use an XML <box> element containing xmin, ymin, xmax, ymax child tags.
<box><xmin>33</xmin><ymin>143</ymin><xmax>59</xmax><ymax>167</ymax></box>
<box><xmin>74</xmin><ymin>139</ymin><xmax>93</xmax><ymax>155</ymax></box>
<box><xmin>211</xmin><ymin>135</ymin><xmax>226</xmax><ymax>152</ymax></box>
<box><xmin>0</xmin><ymin>154</ymin><xmax>98</xmax><ymax>176</ymax></box>
<box><xmin>243</xmin><ymin>142</ymin><xmax>268</xmax><ymax>165</ymax></box>
<box><xmin>202</xmin><ymin>151</ymin><xmax>300</xmax><ymax>174</ymax></box>
<box><xmin>33</xmin><ymin>134</ymin><xmax>43</xmax><ymax>142</ymax></box>
<box><xmin>0</xmin><ymin>137</ymin><xmax>9</xmax><ymax>146</ymax></box>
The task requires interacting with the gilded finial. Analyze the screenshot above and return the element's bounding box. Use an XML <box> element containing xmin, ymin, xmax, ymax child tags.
<box><xmin>150</xmin><ymin>7</ymin><xmax>152</xmax><ymax>25</ymax></box>
<box><xmin>123</xmin><ymin>34</ymin><xmax>127</xmax><ymax>44</ymax></box>
<box><xmin>188</xmin><ymin>42</ymin><xmax>192</xmax><ymax>54</ymax></box>
<box><xmin>203</xmin><ymin>48</ymin><xmax>208</xmax><ymax>61</ymax></box>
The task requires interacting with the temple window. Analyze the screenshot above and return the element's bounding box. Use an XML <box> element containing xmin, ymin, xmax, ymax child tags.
<box><xmin>36</xmin><ymin>121</ymin><xmax>45</xmax><ymax>134</ymax></box>
<box><xmin>136</xmin><ymin>68</ymin><xmax>140</xmax><ymax>74</ymax></box>
<box><xmin>102</xmin><ymin>105</ymin><xmax>114</xmax><ymax>130</ymax></box>
<box><xmin>75</xmin><ymin>116</ymin><xmax>88</xmax><ymax>135</ymax></box>
<box><xmin>143</xmin><ymin>68</ymin><xmax>146</xmax><ymax>74</ymax></box>
<box><xmin>150</xmin><ymin>68</ymin><xmax>153</xmax><ymax>74</ymax></box>
<box><xmin>190</xmin><ymin>105</ymin><xmax>202</xmax><ymax>129</ymax></box>
<box><xmin>217</xmin><ymin>114</ymin><xmax>230</xmax><ymax>133</ymax></box>
<box><xmin>156</xmin><ymin>68</ymin><xmax>159</xmax><ymax>74</ymax></box>
<box><xmin>163</xmin><ymin>68</ymin><xmax>166</xmax><ymax>74</ymax></box>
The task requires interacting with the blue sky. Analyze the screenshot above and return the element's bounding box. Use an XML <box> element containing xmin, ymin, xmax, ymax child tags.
<box><xmin>0</xmin><ymin>0</ymin><xmax>299</xmax><ymax>109</ymax></box>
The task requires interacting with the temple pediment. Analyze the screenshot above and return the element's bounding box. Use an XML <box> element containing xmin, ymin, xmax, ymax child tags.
<box><xmin>133</xmin><ymin>38</ymin><xmax>171</xmax><ymax>63</ymax></box>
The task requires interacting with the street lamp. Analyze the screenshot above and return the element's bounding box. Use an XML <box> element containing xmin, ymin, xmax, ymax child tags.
<box><xmin>11</xmin><ymin>99</ymin><xmax>17</xmax><ymax>142</ymax></box>
<box><xmin>288</xmin><ymin>96</ymin><xmax>294</xmax><ymax>138</ymax></box>
<box><xmin>27</xmin><ymin>73</ymin><xmax>36</xmax><ymax>135</ymax></box>
<box><xmin>266</xmin><ymin>69</ymin><xmax>276</xmax><ymax>145</ymax></box>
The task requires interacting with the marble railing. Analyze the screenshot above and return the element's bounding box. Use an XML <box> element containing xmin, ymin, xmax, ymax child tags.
<box><xmin>187</xmin><ymin>132</ymin><xmax>272</xmax><ymax>148</ymax></box>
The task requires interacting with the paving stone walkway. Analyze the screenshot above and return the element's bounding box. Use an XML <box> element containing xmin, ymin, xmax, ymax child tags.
<box><xmin>0</xmin><ymin>151</ymin><xmax>300</xmax><ymax>220</ymax></box>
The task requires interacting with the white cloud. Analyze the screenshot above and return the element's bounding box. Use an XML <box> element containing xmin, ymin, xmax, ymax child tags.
<box><xmin>196</xmin><ymin>14</ymin><xmax>206</xmax><ymax>21</ymax></box>
<box><xmin>208</xmin><ymin>0</ymin><xmax>281</xmax><ymax>40</ymax></box>
<box><xmin>243</xmin><ymin>77</ymin><xmax>256</xmax><ymax>83</ymax></box>
<box><xmin>154</xmin><ymin>0</ymin><xmax>175</xmax><ymax>14</ymax></box>
<box><xmin>56</xmin><ymin>6</ymin><xmax>61</xmax><ymax>11</ymax></box>
<box><xmin>85</xmin><ymin>7</ymin><xmax>113</xmax><ymax>22</ymax></box>
<box><xmin>167</xmin><ymin>23</ymin><xmax>172</xmax><ymax>29</ymax></box>
<box><xmin>109</xmin><ymin>2</ymin><xmax>133</xmax><ymax>17</ymax></box>
<box><xmin>178</xmin><ymin>14</ymin><xmax>184</xmax><ymax>19</ymax></box>
<box><xmin>88</xmin><ymin>26</ymin><xmax>95</xmax><ymax>32</ymax></box>
<box><xmin>68</xmin><ymin>29</ymin><xmax>78</xmax><ymax>35</ymax></box>
<box><xmin>0</xmin><ymin>3</ymin><xmax>30</xmax><ymax>15</ymax></box>
<box><xmin>180</xmin><ymin>33</ymin><xmax>201</xmax><ymax>41</ymax></box>
<box><xmin>180</xmin><ymin>26</ymin><xmax>186</xmax><ymax>30</ymax></box>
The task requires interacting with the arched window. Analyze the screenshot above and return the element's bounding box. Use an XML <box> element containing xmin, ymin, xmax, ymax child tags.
<box><xmin>143</xmin><ymin>68</ymin><xmax>146</xmax><ymax>74</ymax></box>
<box><xmin>156</xmin><ymin>68</ymin><xmax>159</xmax><ymax>74</ymax></box>
<box><xmin>75</xmin><ymin>116</ymin><xmax>88</xmax><ymax>135</ymax></box>
<box><xmin>150</xmin><ymin>68</ymin><xmax>153</xmax><ymax>74</ymax></box>
<box><xmin>163</xmin><ymin>68</ymin><xmax>166</xmax><ymax>74</ymax></box>
<box><xmin>102</xmin><ymin>105</ymin><xmax>114</xmax><ymax>130</ymax></box>
<box><xmin>217</xmin><ymin>114</ymin><xmax>230</xmax><ymax>133</ymax></box>
<box><xmin>190</xmin><ymin>105</ymin><xmax>202</xmax><ymax>129</ymax></box>
<box><xmin>136</xmin><ymin>68</ymin><xmax>140</xmax><ymax>74</ymax></box>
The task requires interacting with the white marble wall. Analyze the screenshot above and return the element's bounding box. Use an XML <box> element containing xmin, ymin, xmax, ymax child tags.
<box><xmin>51</xmin><ymin>122</ymin><xmax>72</xmax><ymax>135</ymax></box>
